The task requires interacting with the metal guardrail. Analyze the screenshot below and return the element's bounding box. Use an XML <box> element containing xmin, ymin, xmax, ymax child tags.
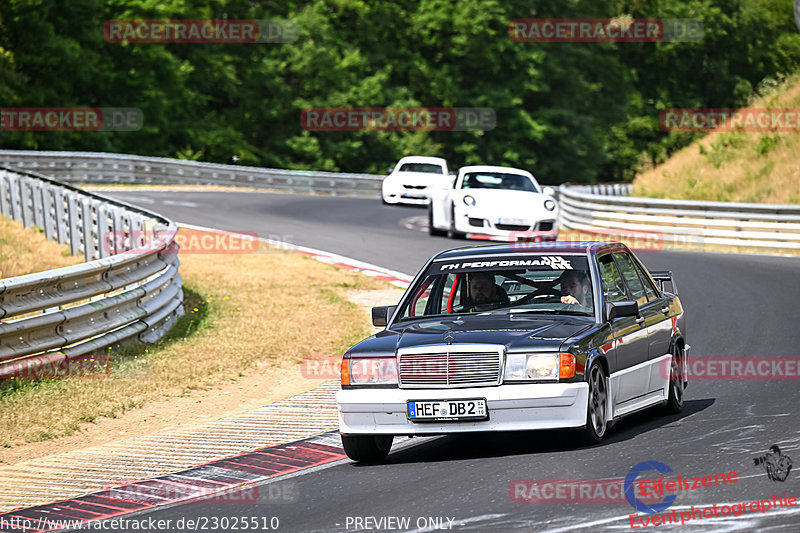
<box><xmin>0</xmin><ymin>150</ymin><xmax>384</xmax><ymax>198</ymax></box>
<box><xmin>0</xmin><ymin>166</ymin><xmax>184</xmax><ymax>379</ymax></box>
<box><xmin>559</xmin><ymin>184</ymin><xmax>800</xmax><ymax>250</ymax></box>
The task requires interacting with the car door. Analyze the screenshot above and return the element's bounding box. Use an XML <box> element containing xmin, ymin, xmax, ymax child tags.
<box><xmin>630</xmin><ymin>254</ymin><xmax>674</xmax><ymax>392</ymax></box>
<box><xmin>612</xmin><ymin>252</ymin><xmax>669</xmax><ymax>397</ymax></box>
<box><xmin>598</xmin><ymin>254</ymin><xmax>649</xmax><ymax>407</ymax></box>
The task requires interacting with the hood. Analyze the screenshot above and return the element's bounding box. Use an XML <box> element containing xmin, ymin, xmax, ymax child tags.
<box><xmin>347</xmin><ymin>314</ymin><xmax>595</xmax><ymax>357</ymax></box>
<box><xmin>455</xmin><ymin>189</ymin><xmax>551</xmax><ymax>212</ymax></box>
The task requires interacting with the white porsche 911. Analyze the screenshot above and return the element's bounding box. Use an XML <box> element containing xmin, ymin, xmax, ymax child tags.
<box><xmin>381</xmin><ymin>156</ymin><xmax>452</xmax><ymax>205</ymax></box>
<box><xmin>428</xmin><ymin>165</ymin><xmax>558</xmax><ymax>241</ymax></box>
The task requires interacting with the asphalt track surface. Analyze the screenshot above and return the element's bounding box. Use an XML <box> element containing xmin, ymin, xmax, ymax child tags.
<box><xmin>91</xmin><ymin>190</ymin><xmax>800</xmax><ymax>532</ymax></box>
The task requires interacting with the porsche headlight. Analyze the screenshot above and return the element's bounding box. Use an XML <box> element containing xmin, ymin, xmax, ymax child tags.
<box><xmin>504</xmin><ymin>353</ymin><xmax>575</xmax><ymax>381</ymax></box>
<box><xmin>463</xmin><ymin>195</ymin><xmax>476</xmax><ymax>206</ymax></box>
<box><xmin>544</xmin><ymin>199</ymin><xmax>556</xmax><ymax>211</ymax></box>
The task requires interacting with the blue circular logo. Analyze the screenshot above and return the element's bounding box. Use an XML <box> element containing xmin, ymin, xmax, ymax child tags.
<box><xmin>624</xmin><ymin>461</ymin><xmax>677</xmax><ymax>514</ymax></box>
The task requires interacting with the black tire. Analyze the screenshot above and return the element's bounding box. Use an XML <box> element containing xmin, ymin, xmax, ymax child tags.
<box><xmin>428</xmin><ymin>205</ymin><xmax>446</xmax><ymax>236</ymax></box>
<box><xmin>663</xmin><ymin>344</ymin><xmax>685</xmax><ymax>414</ymax></box>
<box><xmin>341</xmin><ymin>434</ymin><xmax>393</xmax><ymax>463</ymax></box>
<box><xmin>447</xmin><ymin>204</ymin><xmax>464</xmax><ymax>239</ymax></box>
<box><xmin>580</xmin><ymin>363</ymin><xmax>608</xmax><ymax>445</ymax></box>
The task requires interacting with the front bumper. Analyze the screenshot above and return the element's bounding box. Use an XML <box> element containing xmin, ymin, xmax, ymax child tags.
<box><xmin>454</xmin><ymin>214</ymin><xmax>558</xmax><ymax>241</ymax></box>
<box><xmin>383</xmin><ymin>183</ymin><xmax>431</xmax><ymax>204</ymax></box>
<box><xmin>337</xmin><ymin>382</ymin><xmax>588</xmax><ymax>435</ymax></box>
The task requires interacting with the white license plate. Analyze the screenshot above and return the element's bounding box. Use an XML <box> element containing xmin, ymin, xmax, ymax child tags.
<box><xmin>497</xmin><ymin>217</ymin><xmax>528</xmax><ymax>226</ymax></box>
<box><xmin>407</xmin><ymin>399</ymin><xmax>488</xmax><ymax>422</ymax></box>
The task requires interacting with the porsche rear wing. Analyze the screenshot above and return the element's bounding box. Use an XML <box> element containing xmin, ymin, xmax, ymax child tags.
<box><xmin>650</xmin><ymin>270</ymin><xmax>678</xmax><ymax>295</ymax></box>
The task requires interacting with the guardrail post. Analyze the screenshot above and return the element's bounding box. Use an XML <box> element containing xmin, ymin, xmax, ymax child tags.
<box><xmin>54</xmin><ymin>187</ymin><xmax>68</xmax><ymax>245</ymax></box>
<box><xmin>20</xmin><ymin>179</ymin><xmax>34</xmax><ymax>228</ymax></box>
<box><xmin>67</xmin><ymin>193</ymin><xmax>82</xmax><ymax>256</ymax></box>
<box><xmin>82</xmin><ymin>198</ymin><xmax>96</xmax><ymax>261</ymax></box>
<box><xmin>9</xmin><ymin>173</ymin><xmax>22</xmax><ymax>221</ymax></box>
<box><xmin>0</xmin><ymin>170</ymin><xmax>9</xmax><ymax>217</ymax></box>
<box><xmin>43</xmin><ymin>185</ymin><xmax>56</xmax><ymax>241</ymax></box>
<box><xmin>97</xmin><ymin>205</ymin><xmax>111</xmax><ymax>258</ymax></box>
<box><xmin>33</xmin><ymin>182</ymin><xmax>45</xmax><ymax>229</ymax></box>
<box><xmin>112</xmin><ymin>206</ymin><xmax>125</xmax><ymax>251</ymax></box>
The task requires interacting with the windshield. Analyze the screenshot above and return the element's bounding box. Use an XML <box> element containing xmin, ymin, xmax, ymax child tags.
<box><xmin>398</xmin><ymin>163</ymin><xmax>444</xmax><ymax>174</ymax></box>
<box><xmin>461</xmin><ymin>172</ymin><xmax>538</xmax><ymax>192</ymax></box>
<box><xmin>396</xmin><ymin>255</ymin><xmax>594</xmax><ymax>321</ymax></box>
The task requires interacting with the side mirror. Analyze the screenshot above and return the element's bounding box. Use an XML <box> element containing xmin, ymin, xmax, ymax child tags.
<box><xmin>542</xmin><ymin>186</ymin><xmax>555</xmax><ymax>196</ymax></box>
<box><xmin>371</xmin><ymin>305</ymin><xmax>397</xmax><ymax>327</ymax></box>
<box><xmin>387</xmin><ymin>167</ymin><xmax>395</xmax><ymax>174</ymax></box>
<box><xmin>606</xmin><ymin>301</ymin><xmax>639</xmax><ymax>320</ymax></box>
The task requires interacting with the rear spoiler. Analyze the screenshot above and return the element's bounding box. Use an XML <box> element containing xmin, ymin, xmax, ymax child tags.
<box><xmin>650</xmin><ymin>270</ymin><xmax>678</xmax><ymax>295</ymax></box>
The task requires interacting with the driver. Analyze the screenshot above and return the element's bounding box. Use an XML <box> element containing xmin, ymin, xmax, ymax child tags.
<box><xmin>559</xmin><ymin>270</ymin><xmax>591</xmax><ymax>307</ymax></box>
<box><xmin>465</xmin><ymin>272</ymin><xmax>510</xmax><ymax>311</ymax></box>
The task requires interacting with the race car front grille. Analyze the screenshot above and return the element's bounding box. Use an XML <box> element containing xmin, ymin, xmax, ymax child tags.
<box><xmin>537</xmin><ymin>220</ymin><xmax>555</xmax><ymax>231</ymax></box>
<box><xmin>496</xmin><ymin>223</ymin><xmax>530</xmax><ymax>231</ymax></box>
<box><xmin>403</xmin><ymin>184</ymin><xmax>427</xmax><ymax>190</ymax></box>
<box><xmin>398</xmin><ymin>349</ymin><xmax>502</xmax><ymax>388</ymax></box>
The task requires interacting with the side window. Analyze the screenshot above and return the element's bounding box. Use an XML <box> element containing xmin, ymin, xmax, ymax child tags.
<box><xmin>598</xmin><ymin>255</ymin><xmax>627</xmax><ymax>303</ymax></box>
<box><xmin>613</xmin><ymin>253</ymin><xmax>648</xmax><ymax>306</ymax></box>
<box><xmin>410</xmin><ymin>278</ymin><xmax>434</xmax><ymax>316</ymax></box>
<box><xmin>632</xmin><ymin>257</ymin><xmax>660</xmax><ymax>301</ymax></box>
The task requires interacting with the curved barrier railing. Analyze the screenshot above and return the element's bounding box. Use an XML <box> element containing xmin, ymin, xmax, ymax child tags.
<box><xmin>559</xmin><ymin>184</ymin><xmax>800</xmax><ymax>250</ymax></box>
<box><xmin>0</xmin><ymin>166</ymin><xmax>184</xmax><ymax>379</ymax></box>
<box><xmin>3</xmin><ymin>149</ymin><xmax>798</xmax><ymax>251</ymax></box>
<box><xmin>0</xmin><ymin>150</ymin><xmax>383</xmax><ymax>197</ymax></box>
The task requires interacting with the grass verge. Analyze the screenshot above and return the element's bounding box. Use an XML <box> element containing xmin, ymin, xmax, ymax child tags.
<box><xmin>633</xmin><ymin>75</ymin><xmax>800</xmax><ymax>204</ymax></box>
<box><xmin>0</xmin><ymin>217</ymin><xmax>82</xmax><ymax>278</ymax></box>
<box><xmin>0</xmin><ymin>229</ymin><xmax>386</xmax><ymax>447</ymax></box>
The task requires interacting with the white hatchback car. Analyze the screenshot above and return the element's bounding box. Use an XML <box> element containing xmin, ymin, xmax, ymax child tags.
<box><xmin>381</xmin><ymin>156</ymin><xmax>451</xmax><ymax>205</ymax></box>
<box><xmin>429</xmin><ymin>165</ymin><xmax>558</xmax><ymax>241</ymax></box>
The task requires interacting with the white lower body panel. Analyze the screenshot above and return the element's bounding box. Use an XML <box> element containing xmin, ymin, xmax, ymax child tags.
<box><xmin>337</xmin><ymin>382</ymin><xmax>588</xmax><ymax>435</ymax></box>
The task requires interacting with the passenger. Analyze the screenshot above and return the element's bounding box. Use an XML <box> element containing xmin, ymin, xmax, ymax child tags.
<box><xmin>466</xmin><ymin>272</ymin><xmax>510</xmax><ymax>311</ymax></box>
<box><xmin>559</xmin><ymin>270</ymin><xmax>592</xmax><ymax>307</ymax></box>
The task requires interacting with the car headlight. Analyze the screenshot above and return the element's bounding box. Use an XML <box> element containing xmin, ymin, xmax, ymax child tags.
<box><xmin>341</xmin><ymin>357</ymin><xmax>398</xmax><ymax>385</ymax></box>
<box><xmin>504</xmin><ymin>353</ymin><xmax>575</xmax><ymax>381</ymax></box>
<box><xmin>463</xmin><ymin>195</ymin><xmax>476</xmax><ymax>206</ymax></box>
<box><xmin>544</xmin><ymin>199</ymin><xmax>556</xmax><ymax>211</ymax></box>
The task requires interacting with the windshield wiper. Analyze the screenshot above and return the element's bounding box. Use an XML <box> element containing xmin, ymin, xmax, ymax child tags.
<box><xmin>507</xmin><ymin>309</ymin><xmax>591</xmax><ymax>316</ymax></box>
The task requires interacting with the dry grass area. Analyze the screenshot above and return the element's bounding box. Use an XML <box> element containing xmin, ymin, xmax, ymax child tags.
<box><xmin>0</xmin><ymin>229</ymin><xmax>388</xmax><ymax>448</ymax></box>
<box><xmin>633</xmin><ymin>76</ymin><xmax>800</xmax><ymax>204</ymax></box>
<box><xmin>0</xmin><ymin>217</ymin><xmax>82</xmax><ymax>278</ymax></box>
